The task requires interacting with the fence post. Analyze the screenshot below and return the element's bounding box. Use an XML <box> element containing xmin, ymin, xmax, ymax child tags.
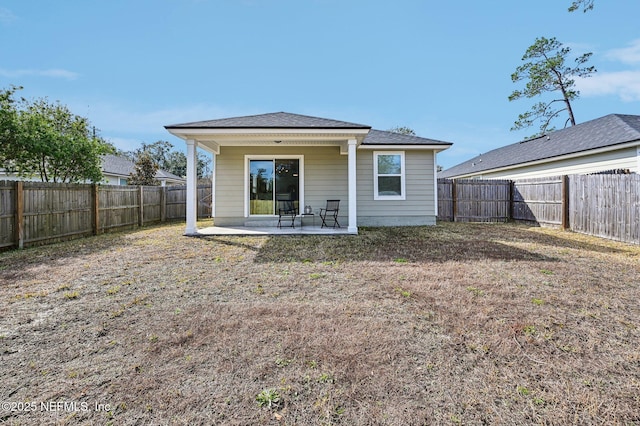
<box><xmin>138</xmin><ymin>186</ymin><xmax>144</xmax><ymax>227</ymax></box>
<box><xmin>561</xmin><ymin>175</ymin><xmax>570</xmax><ymax>230</ymax></box>
<box><xmin>452</xmin><ymin>179</ymin><xmax>458</xmax><ymax>222</ymax></box>
<box><xmin>15</xmin><ymin>181</ymin><xmax>24</xmax><ymax>249</ymax></box>
<box><xmin>160</xmin><ymin>186</ymin><xmax>166</xmax><ymax>222</ymax></box>
<box><xmin>92</xmin><ymin>184</ymin><xmax>100</xmax><ymax>235</ymax></box>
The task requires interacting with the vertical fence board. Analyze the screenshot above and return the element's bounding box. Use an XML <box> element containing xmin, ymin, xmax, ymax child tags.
<box><xmin>92</xmin><ymin>184</ymin><xmax>100</xmax><ymax>235</ymax></box>
<box><xmin>0</xmin><ymin>181</ymin><xmax>17</xmax><ymax>248</ymax></box>
<box><xmin>16</xmin><ymin>181</ymin><xmax>23</xmax><ymax>248</ymax></box>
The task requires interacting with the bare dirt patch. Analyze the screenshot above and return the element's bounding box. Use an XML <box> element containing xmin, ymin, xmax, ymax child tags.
<box><xmin>1</xmin><ymin>222</ymin><xmax>639</xmax><ymax>425</ymax></box>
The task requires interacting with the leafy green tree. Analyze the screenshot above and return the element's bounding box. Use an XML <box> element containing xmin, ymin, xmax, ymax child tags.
<box><xmin>569</xmin><ymin>0</ymin><xmax>594</xmax><ymax>12</ymax></box>
<box><xmin>195</xmin><ymin>152</ymin><xmax>212</xmax><ymax>179</ymax></box>
<box><xmin>508</xmin><ymin>36</ymin><xmax>596</xmax><ymax>137</ymax></box>
<box><xmin>1</xmin><ymin>87</ymin><xmax>113</xmax><ymax>183</ymax></box>
<box><xmin>388</xmin><ymin>126</ymin><xmax>416</xmax><ymax>136</ymax></box>
<box><xmin>131</xmin><ymin>140</ymin><xmax>173</xmax><ymax>168</ymax></box>
<box><xmin>0</xmin><ymin>86</ymin><xmax>22</xmax><ymax>168</ymax></box>
<box><xmin>164</xmin><ymin>150</ymin><xmax>187</xmax><ymax>177</ymax></box>
<box><xmin>128</xmin><ymin>152</ymin><xmax>159</xmax><ymax>185</ymax></box>
<box><xmin>126</xmin><ymin>140</ymin><xmax>211</xmax><ymax>179</ymax></box>
<box><xmin>164</xmin><ymin>150</ymin><xmax>211</xmax><ymax>179</ymax></box>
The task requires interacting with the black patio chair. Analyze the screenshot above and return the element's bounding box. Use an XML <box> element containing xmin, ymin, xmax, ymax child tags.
<box><xmin>320</xmin><ymin>200</ymin><xmax>340</xmax><ymax>228</ymax></box>
<box><xmin>276</xmin><ymin>195</ymin><xmax>297</xmax><ymax>228</ymax></box>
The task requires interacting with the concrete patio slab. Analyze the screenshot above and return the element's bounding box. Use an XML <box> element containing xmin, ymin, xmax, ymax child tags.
<box><xmin>192</xmin><ymin>225</ymin><xmax>356</xmax><ymax>236</ymax></box>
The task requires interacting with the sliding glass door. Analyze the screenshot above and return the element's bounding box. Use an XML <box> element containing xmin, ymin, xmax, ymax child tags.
<box><xmin>249</xmin><ymin>160</ymin><xmax>274</xmax><ymax>215</ymax></box>
<box><xmin>249</xmin><ymin>158</ymin><xmax>300</xmax><ymax>215</ymax></box>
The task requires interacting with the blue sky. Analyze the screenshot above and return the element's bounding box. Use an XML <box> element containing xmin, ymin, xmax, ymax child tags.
<box><xmin>2</xmin><ymin>0</ymin><xmax>639</xmax><ymax>169</ymax></box>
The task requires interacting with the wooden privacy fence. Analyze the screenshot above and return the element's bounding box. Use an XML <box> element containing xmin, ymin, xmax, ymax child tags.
<box><xmin>0</xmin><ymin>181</ymin><xmax>212</xmax><ymax>249</ymax></box>
<box><xmin>438</xmin><ymin>175</ymin><xmax>639</xmax><ymax>245</ymax></box>
<box><xmin>511</xmin><ymin>176</ymin><xmax>567</xmax><ymax>227</ymax></box>
<box><xmin>437</xmin><ymin>179</ymin><xmax>512</xmax><ymax>222</ymax></box>
<box><xmin>570</xmin><ymin>174</ymin><xmax>640</xmax><ymax>244</ymax></box>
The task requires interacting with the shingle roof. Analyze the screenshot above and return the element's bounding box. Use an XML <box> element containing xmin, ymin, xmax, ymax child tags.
<box><xmin>155</xmin><ymin>169</ymin><xmax>185</xmax><ymax>182</ymax></box>
<box><xmin>165</xmin><ymin>112</ymin><xmax>371</xmax><ymax>130</ymax></box>
<box><xmin>363</xmin><ymin>129</ymin><xmax>453</xmax><ymax>147</ymax></box>
<box><xmin>165</xmin><ymin>112</ymin><xmax>454</xmax><ymax>147</ymax></box>
<box><xmin>440</xmin><ymin>114</ymin><xmax>640</xmax><ymax>178</ymax></box>
<box><xmin>101</xmin><ymin>154</ymin><xmax>136</xmax><ymax>177</ymax></box>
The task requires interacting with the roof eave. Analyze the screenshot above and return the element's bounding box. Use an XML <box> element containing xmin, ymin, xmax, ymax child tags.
<box><xmin>443</xmin><ymin>139</ymin><xmax>640</xmax><ymax>178</ymax></box>
<box><xmin>359</xmin><ymin>144</ymin><xmax>452</xmax><ymax>151</ymax></box>
<box><xmin>164</xmin><ymin>124</ymin><xmax>371</xmax><ymax>131</ymax></box>
<box><xmin>166</xmin><ymin>127</ymin><xmax>371</xmax><ymax>137</ymax></box>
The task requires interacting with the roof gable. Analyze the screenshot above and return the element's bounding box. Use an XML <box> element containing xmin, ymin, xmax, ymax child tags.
<box><xmin>441</xmin><ymin>114</ymin><xmax>640</xmax><ymax>178</ymax></box>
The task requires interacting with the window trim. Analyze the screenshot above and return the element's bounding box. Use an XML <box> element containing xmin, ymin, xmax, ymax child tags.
<box><xmin>373</xmin><ymin>151</ymin><xmax>405</xmax><ymax>201</ymax></box>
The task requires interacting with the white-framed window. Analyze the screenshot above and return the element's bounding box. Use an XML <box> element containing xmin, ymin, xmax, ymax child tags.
<box><xmin>373</xmin><ymin>151</ymin><xmax>405</xmax><ymax>200</ymax></box>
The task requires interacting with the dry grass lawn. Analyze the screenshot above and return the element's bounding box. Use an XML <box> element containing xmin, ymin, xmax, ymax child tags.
<box><xmin>1</xmin><ymin>221</ymin><xmax>639</xmax><ymax>425</ymax></box>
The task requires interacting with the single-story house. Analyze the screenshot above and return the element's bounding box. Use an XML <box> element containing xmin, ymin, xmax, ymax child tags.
<box><xmin>164</xmin><ymin>112</ymin><xmax>453</xmax><ymax>234</ymax></box>
<box><xmin>440</xmin><ymin>114</ymin><xmax>640</xmax><ymax>180</ymax></box>
<box><xmin>101</xmin><ymin>154</ymin><xmax>186</xmax><ymax>186</ymax></box>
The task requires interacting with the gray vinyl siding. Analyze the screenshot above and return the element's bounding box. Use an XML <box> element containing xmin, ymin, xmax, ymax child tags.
<box><xmin>356</xmin><ymin>150</ymin><xmax>436</xmax><ymax>226</ymax></box>
<box><xmin>214</xmin><ymin>146</ymin><xmax>246</xmax><ymax>223</ymax></box>
<box><xmin>305</xmin><ymin>148</ymin><xmax>349</xmax><ymax>223</ymax></box>
<box><xmin>214</xmin><ymin>146</ymin><xmax>437</xmax><ymax>227</ymax></box>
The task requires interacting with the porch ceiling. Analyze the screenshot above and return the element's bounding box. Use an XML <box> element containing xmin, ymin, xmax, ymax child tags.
<box><xmin>166</xmin><ymin>128</ymin><xmax>370</xmax><ymax>155</ymax></box>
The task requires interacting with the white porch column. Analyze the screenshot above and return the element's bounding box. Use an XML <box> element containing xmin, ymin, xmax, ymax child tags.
<box><xmin>185</xmin><ymin>139</ymin><xmax>198</xmax><ymax>234</ymax></box>
<box><xmin>347</xmin><ymin>138</ymin><xmax>358</xmax><ymax>233</ymax></box>
<box><xmin>211</xmin><ymin>152</ymin><xmax>216</xmax><ymax>218</ymax></box>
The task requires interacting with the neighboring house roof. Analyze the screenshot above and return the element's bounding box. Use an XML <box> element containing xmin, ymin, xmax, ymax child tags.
<box><xmin>440</xmin><ymin>114</ymin><xmax>640</xmax><ymax>178</ymax></box>
<box><xmin>165</xmin><ymin>112</ymin><xmax>372</xmax><ymax>130</ymax></box>
<box><xmin>101</xmin><ymin>154</ymin><xmax>185</xmax><ymax>183</ymax></box>
<box><xmin>156</xmin><ymin>169</ymin><xmax>185</xmax><ymax>181</ymax></box>
<box><xmin>101</xmin><ymin>154</ymin><xmax>137</xmax><ymax>178</ymax></box>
